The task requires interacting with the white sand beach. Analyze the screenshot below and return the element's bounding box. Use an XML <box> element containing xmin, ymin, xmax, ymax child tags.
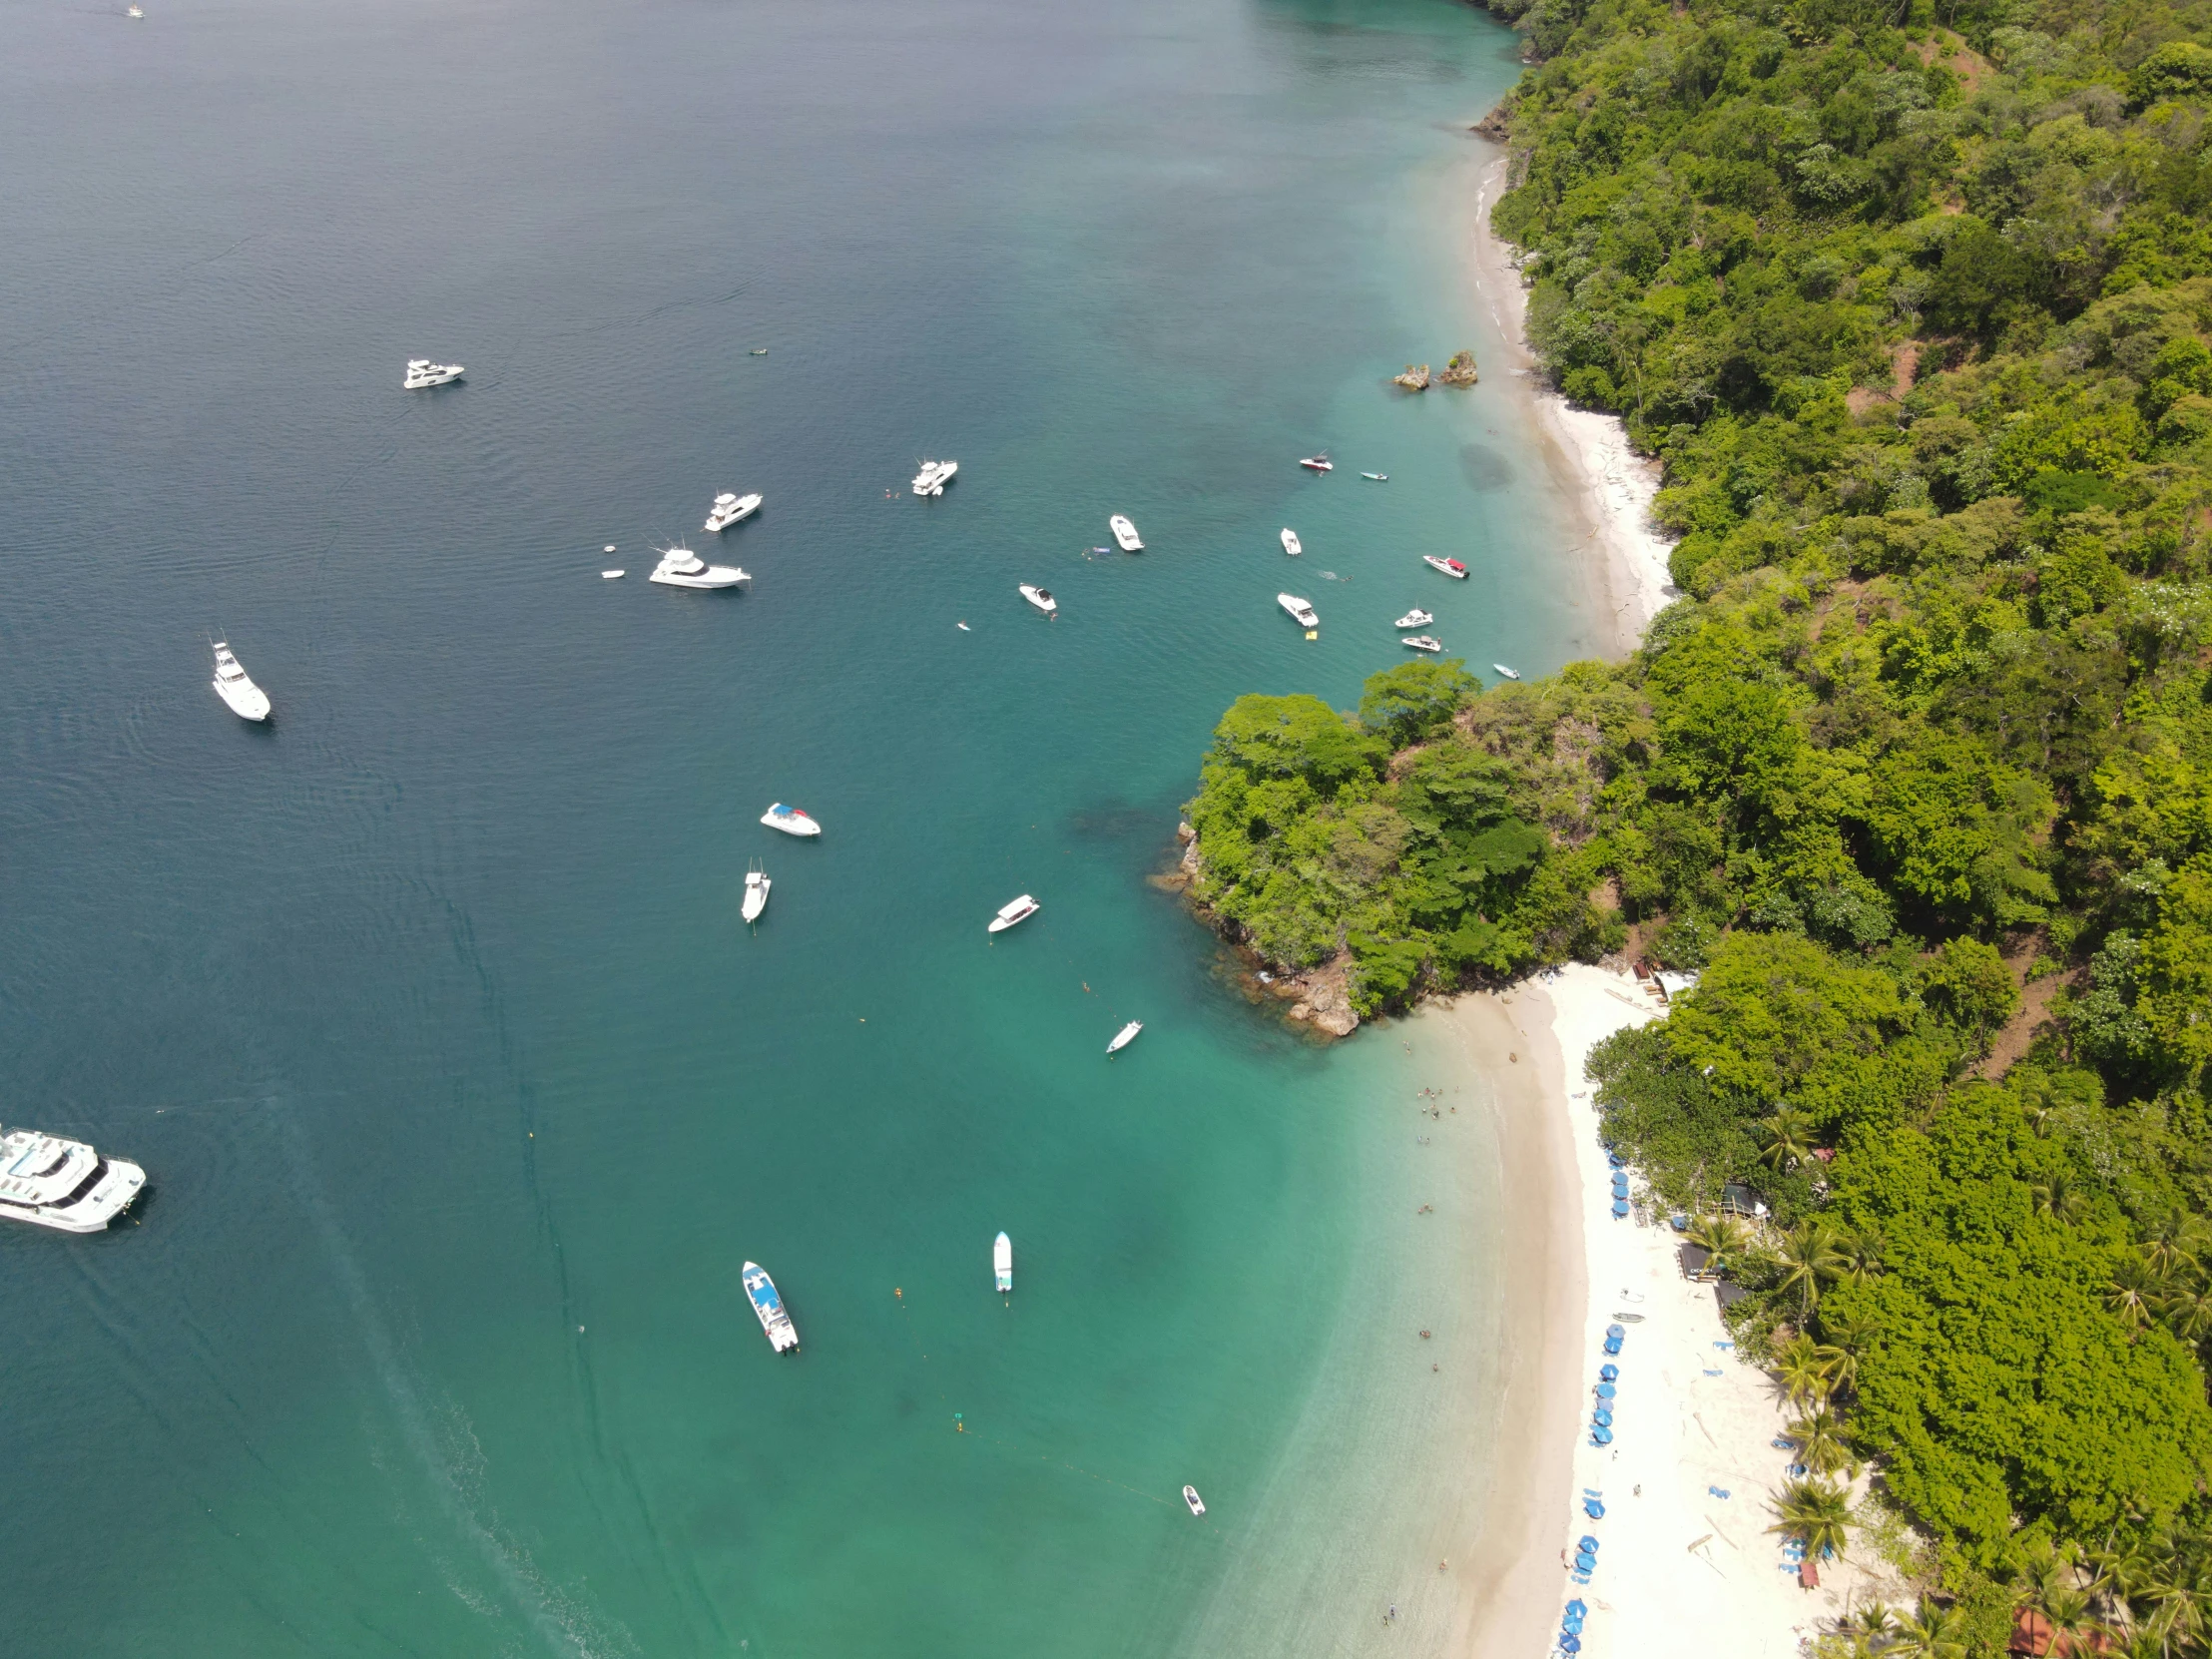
<box><xmin>1500</xmin><ymin>964</ymin><xmax>1883</xmax><ymax>1658</ymax></box>
<box><xmin>1462</xmin><ymin>156</ymin><xmax>1678</xmax><ymax>652</ymax></box>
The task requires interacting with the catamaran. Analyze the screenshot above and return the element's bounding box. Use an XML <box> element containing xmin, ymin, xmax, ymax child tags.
<box><xmin>211</xmin><ymin>641</ymin><xmax>271</xmax><ymax>722</ymax></box>
<box><xmin>1280</xmin><ymin>528</ymin><xmax>1302</xmax><ymax>557</ymax></box>
<box><xmin>649</xmin><ymin>545</ymin><xmax>749</xmax><ymax>589</ymax></box>
<box><xmin>1107</xmin><ymin>1020</ymin><xmax>1143</xmax><ymax>1055</ymax></box>
<box><xmin>988</xmin><ymin>894</ymin><xmax>1040</xmax><ymax>933</ymax></box>
<box><xmin>1422</xmin><ymin>555</ymin><xmax>1469</xmax><ymax>579</ymax></box>
<box><xmin>705</xmin><ymin>492</ymin><xmax>762</xmax><ymax>531</ymax></box>
<box><xmin>1402</xmin><ymin>635</ymin><xmax>1443</xmax><ymax>653</ymax></box>
<box><xmin>742</xmin><ymin>1261</ymin><xmax>800</xmax><ymax>1353</ymax></box>
<box><xmin>761</xmin><ymin>803</ymin><xmax>821</xmax><ymax>836</ymax></box>
<box><xmin>1278</xmin><ymin>593</ymin><xmax>1319</xmax><ymax>629</ymax></box>
<box><xmin>912</xmin><ymin>460</ymin><xmax>958</xmax><ymax>496</ymax></box>
<box><xmin>1492</xmin><ymin>664</ymin><xmax>1523</xmax><ymax>681</ymax></box>
<box><xmin>1019</xmin><ymin>584</ymin><xmax>1056</xmax><ymax>616</ymax></box>
<box><xmin>993</xmin><ymin>1231</ymin><xmax>1013</xmax><ymax>1293</ymax></box>
<box><xmin>1393</xmin><ymin>609</ymin><xmax>1433</xmax><ymax>629</ymax></box>
<box><xmin>402</xmin><ymin>358</ymin><xmax>463</xmax><ymax>389</ymax></box>
<box><xmin>1109</xmin><ymin>515</ymin><xmax>1143</xmax><ymax>552</ymax></box>
<box><xmin>742</xmin><ymin>862</ymin><xmax>771</xmax><ymax>923</ymax></box>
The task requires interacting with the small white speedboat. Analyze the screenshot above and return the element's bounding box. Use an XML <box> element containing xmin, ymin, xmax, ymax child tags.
<box><xmin>742</xmin><ymin>862</ymin><xmax>771</xmax><ymax>924</ymax></box>
<box><xmin>211</xmin><ymin>641</ymin><xmax>271</xmax><ymax>722</ymax></box>
<box><xmin>650</xmin><ymin>545</ymin><xmax>750</xmax><ymax>589</ymax></box>
<box><xmin>988</xmin><ymin>893</ymin><xmax>1040</xmax><ymax>933</ymax></box>
<box><xmin>1278</xmin><ymin>593</ymin><xmax>1319</xmax><ymax>629</ymax></box>
<box><xmin>1184</xmin><ymin>1485</ymin><xmax>1206</xmax><ymax>1517</ymax></box>
<box><xmin>1361</xmin><ymin>471</ymin><xmax>1386</xmax><ymax>481</ymax></box>
<box><xmin>402</xmin><ymin>358</ymin><xmax>463</xmax><ymax>389</ymax></box>
<box><xmin>1109</xmin><ymin>515</ymin><xmax>1143</xmax><ymax>552</ymax></box>
<box><xmin>1394</xmin><ymin>609</ymin><xmax>1432</xmax><ymax>629</ymax></box>
<box><xmin>1107</xmin><ymin>1020</ymin><xmax>1143</xmax><ymax>1055</ymax></box>
<box><xmin>1422</xmin><ymin>555</ymin><xmax>1469</xmax><ymax>579</ymax></box>
<box><xmin>1280</xmin><ymin>528</ymin><xmax>1302</xmax><ymax>557</ymax></box>
<box><xmin>1019</xmin><ymin>584</ymin><xmax>1056</xmax><ymax>616</ymax></box>
<box><xmin>1402</xmin><ymin>635</ymin><xmax>1443</xmax><ymax>653</ymax></box>
<box><xmin>994</xmin><ymin>1231</ymin><xmax>1013</xmax><ymax>1293</ymax></box>
<box><xmin>602</xmin><ymin>569</ymin><xmax>624</xmax><ymax>579</ymax></box>
<box><xmin>1298</xmin><ymin>454</ymin><xmax>1333</xmax><ymax>472</ymax></box>
<box><xmin>705</xmin><ymin>492</ymin><xmax>762</xmax><ymax>532</ymax></box>
<box><xmin>761</xmin><ymin>804</ymin><xmax>821</xmax><ymax>837</ymax></box>
<box><xmin>1493</xmin><ymin>664</ymin><xmax>1522</xmax><ymax>681</ymax></box>
<box><xmin>912</xmin><ymin>459</ymin><xmax>958</xmax><ymax>496</ymax></box>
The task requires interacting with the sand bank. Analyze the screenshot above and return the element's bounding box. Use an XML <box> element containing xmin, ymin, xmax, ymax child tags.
<box><xmin>1462</xmin><ymin>156</ymin><xmax>1677</xmax><ymax>654</ymax></box>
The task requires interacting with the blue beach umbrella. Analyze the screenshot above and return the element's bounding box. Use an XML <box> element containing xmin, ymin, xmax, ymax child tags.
<box><xmin>1589</xmin><ymin>1426</ymin><xmax>1612</xmax><ymax>1445</ymax></box>
<box><xmin>1584</xmin><ymin>1497</ymin><xmax>1605</xmax><ymax>1519</ymax></box>
<box><xmin>1611</xmin><ymin>1199</ymin><xmax>1630</xmax><ymax>1217</ymax></box>
<box><xmin>1560</xmin><ymin>1635</ymin><xmax>1582</xmax><ymax>1654</ymax></box>
<box><xmin>1599</xmin><ymin>1364</ymin><xmax>1619</xmax><ymax>1382</ymax></box>
<box><xmin>1594</xmin><ymin>1382</ymin><xmax>1616</xmax><ymax>1399</ymax></box>
<box><xmin>1566</xmin><ymin>1599</ymin><xmax>1587</xmax><ymax>1617</ymax></box>
<box><xmin>1592</xmin><ymin>1408</ymin><xmax>1612</xmax><ymax>1427</ymax></box>
<box><xmin>1574</xmin><ymin>1551</ymin><xmax>1596</xmax><ymax>1572</ymax></box>
<box><xmin>1579</xmin><ymin>1536</ymin><xmax>1600</xmax><ymax>1554</ymax></box>
<box><xmin>1563</xmin><ymin>1614</ymin><xmax>1584</xmax><ymax>1634</ymax></box>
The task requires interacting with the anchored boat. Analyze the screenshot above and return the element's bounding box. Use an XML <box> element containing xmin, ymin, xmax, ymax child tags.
<box><xmin>912</xmin><ymin>459</ymin><xmax>959</xmax><ymax>496</ymax></box>
<box><xmin>1278</xmin><ymin>593</ymin><xmax>1319</xmax><ymax>629</ymax></box>
<box><xmin>994</xmin><ymin>1231</ymin><xmax>1013</xmax><ymax>1293</ymax></box>
<box><xmin>1492</xmin><ymin>664</ymin><xmax>1523</xmax><ymax>681</ymax></box>
<box><xmin>742</xmin><ymin>862</ymin><xmax>771</xmax><ymax>924</ymax></box>
<box><xmin>211</xmin><ymin>641</ymin><xmax>271</xmax><ymax>722</ymax></box>
<box><xmin>1402</xmin><ymin>635</ymin><xmax>1443</xmax><ymax>653</ymax></box>
<box><xmin>742</xmin><ymin>1261</ymin><xmax>800</xmax><ymax>1353</ymax></box>
<box><xmin>402</xmin><ymin>358</ymin><xmax>463</xmax><ymax>389</ymax></box>
<box><xmin>1422</xmin><ymin>555</ymin><xmax>1469</xmax><ymax>580</ymax></box>
<box><xmin>1280</xmin><ymin>528</ymin><xmax>1302</xmax><ymax>557</ymax></box>
<box><xmin>761</xmin><ymin>803</ymin><xmax>821</xmax><ymax>837</ymax></box>
<box><xmin>650</xmin><ymin>545</ymin><xmax>750</xmax><ymax>589</ymax></box>
<box><xmin>1393</xmin><ymin>609</ymin><xmax>1433</xmax><ymax>629</ymax></box>
<box><xmin>0</xmin><ymin>1124</ymin><xmax>148</xmax><ymax>1233</ymax></box>
<box><xmin>1019</xmin><ymin>584</ymin><xmax>1057</xmax><ymax>616</ymax></box>
<box><xmin>1184</xmin><ymin>1485</ymin><xmax>1207</xmax><ymax>1517</ymax></box>
<box><xmin>705</xmin><ymin>492</ymin><xmax>762</xmax><ymax>532</ymax></box>
<box><xmin>1107</xmin><ymin>1020</ymin><xmax>1143</xmax><ymax>1055</ymax></box>
<box><xmin>988</xmin><ymin>893</ymin><xmax>1040</xmax><ymax>933</ymax></box>
<box><xmin>1298</xmin><ymin>453</ymin><xmax>1333</xmax><ymax>472</ymax></box>
<box><xmin>1109</xmin><ymin>515</ymin><xmax>1143</xmax><ymax>552</ymax></box>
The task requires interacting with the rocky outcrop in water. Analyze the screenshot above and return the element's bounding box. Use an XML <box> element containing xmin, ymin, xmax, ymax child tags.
<box><xmin>1393</xmin><ymin>363</ymin><xmax>1432</xmax><ymax>391</ymax></box>
<box><xmin>1437</xmin><ymin>349</ymin><xmax>1479</xmax><ymax>386</ymax></box>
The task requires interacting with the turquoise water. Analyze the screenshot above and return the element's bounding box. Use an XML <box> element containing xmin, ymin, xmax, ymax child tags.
<box><xmin>0</xmin><ymin>0</ymin><xmax>1584</xmax><ymax>1651</ymax></box>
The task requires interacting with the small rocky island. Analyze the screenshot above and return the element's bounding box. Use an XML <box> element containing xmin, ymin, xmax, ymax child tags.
<box><xmin>1392</xmin><ymin>349</ymin><xmax>1477</xmax><ymax>390</ymax></box>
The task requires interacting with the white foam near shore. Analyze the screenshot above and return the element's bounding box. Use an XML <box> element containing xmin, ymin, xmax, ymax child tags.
<box><xmin>1464</xmin><ymin>157</ymin><xmax>1678</xmax><ymax>650</ymax></box>
<box><xmin>1521</xmin><ymin>964</ymin><xmax>1883</xmax><ymax>1658</ymax></box>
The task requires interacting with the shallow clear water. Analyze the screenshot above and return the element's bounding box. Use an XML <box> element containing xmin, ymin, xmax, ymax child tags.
<box><xmin>0</xmin><ymin>0</ymin><xmax>1578</xmax><ymax>1651</ymax></box>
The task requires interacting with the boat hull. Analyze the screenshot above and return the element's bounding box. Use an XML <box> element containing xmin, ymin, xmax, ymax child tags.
<box><xmin>650</xmin><ymin>567</ymin><xmax>749</xmax><ymax>589</ymax></box>
<box><xmin>214</xmin><ymin>680</ymin><xmax>271</xmax><ymax>721</ymax></box>
<box><xmin>0</xmin><ymin>1156</ymin><xmax>147</xmax><ymax>1233</ymax></box>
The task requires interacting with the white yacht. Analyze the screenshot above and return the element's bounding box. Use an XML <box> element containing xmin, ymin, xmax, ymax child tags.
<box><xmin>1109</xmin><ymin>515</ymin><xmax>1143</xmax><ymax>552</ymax></box>
<box><xmin>649</xmin><ymin>545</ymin><xmax>750</xmax><ymax>589</ymax></box>
<box><xmin>1493</xmin><ymin>664</ymin><xmax>1522</xmax><ymax>681</ymax></box>
<box><xmin>761</xmin><ymin>804</ymin><xmax>821</xmax><ymax>837</ymax></box>
<box><xmin>0</xmin><ymin>1125</ymin><xmax>147</xmax><ymax>1233</ymax></box>
<box><xmin>743</xmin><ymin>862</ymin><xmax>771</xmax><ymax>924</ymax></box>
<box><xmin>705</xmin><ymin>492</ymin><xmax>763</xmax><ymax>532</ymax></box>
<box><xmin>743</xmin><ymin>1261</ymin><xmax>800</xmax><ymax>1353</ymax></box>
<box><xmin>994</xmin><ymin>1231</ymin><xmax>1013</xmax><ymax>1293</ymax></box>
<box><xmin>1402</xmin><ymin>635</ymin><xmax>1443</xmax><ymax>653</ymax></box>
<box><xmin>1278</xmin><ymin>593</ymin><xmax>1319</xmax><ymax>629</ymax></box>
<box><xmin>1107</xmin><ymin>1020</ymin><xmax>1143</xmax><ymax>1055</ymax></box>
<box><xmin>1019</xmin><ymin>584</ymin><xmax>1056</xmax><ymax>616</ymax></box>
<box><xmin>988</xmin><ymin>893</ymin><xmax>1040</xmax><ymax>933</ymax></box>
<box><xmin>402</xmin><ymin>358</ymin><xmax>463</xmax><ymax>389</ymax></box>
<box><xmin>1280</xmin><ymin>528</ymin><xmax>1302</xmax><ymax>557</ymax></box>
<box><xmin>1184</xmin><ymin>1485</ymin><xmax>1207</xmax><ymax>1517</ymax></box>
<box><xmin>1298</xmin><ymin>453</ymin><xmax>1333</xmax><ymax>472</ymax></box>
<box><xmin>1422</xmin><ymin>555</ymin><xmax>1469</xmax><ymax>579</ymax></box>
<box><xmin>211</xmin><ymin>641</ymin><xmax>271</xmax><ymax>722</ymax></box>
<box><xmin>912</xmin><ymin>459</ymin><xmax>958</xmax><ymax>496</ymax></box>
<box><xmin>1393</xmin><ymin>609</ymin><xmax>1433</xmax><ymax>629</ymax></box>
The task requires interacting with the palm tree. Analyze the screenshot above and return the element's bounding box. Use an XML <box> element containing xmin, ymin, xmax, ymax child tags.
<box><xmin>1769</xmin><ymin>1475</ymin><xmax>1852</xmax><ymax>1562</ymax></box>
<box><xmin>2159</xmin><ymin>1279</ymin><xmax>2212</xmax><ymax>1348</ymax></box>
<box><xmin>1777</xmin><ymin>1219</ymin><xmax>1851</xmax><ymax>1318</ymax></box>
<box><xmin>1759</xmin><ymin>1107</ymin><xmax>1816</xmax><ymax>1174</ymax></box>
<box><xmin>1840</xmin><ymin>1598</ymin><xmax>1897</xmax><ymax>1644</ymax></box>
<box><xmin>1838</xmin><ymin>1227</ymin><xmax>1887</xmax><ymax>1283</ymax></box>
<box><xmin>2143</xmin><ymin>1541</ymin><xmax>2212</xmax><ymax>1659</ymax></box>
<box><xmin>2041</xmin><ymin>1583</ymin><xmax>2111</xmax><ymax>1658</ymax></box>
<box><xmin>1788</xmin><ymin>1406</ymin><xmax>1858</xmax><ymax>1476</ymax></box>
<box><xmin>2107</xmin><ymin>1255</ymin><xmax>2167</xmax><ymax>1335</ymax></box>
<box><xmin>1775</xmin><ymin>1333</ymin><xmax>1836</xmax><ymax>1408</ymax></box>
<box><xmin>1888</xmin><ymin>1599</ymin><xmax>1970</xmax><ymax>1659</ymax></box>
<box><xmin>1814</xmin><ymin>1340</ymin><xmax>1859</xmax><ymax>1400</ymax></box>
<box><xmin>2032</xmin><ymin>1172</ymin><xmax>2086</xmax><ymax>1223</ymax></box>
<box><xmin>2143</xmin><ymin>1224</ymin><xmax>2205</xmax><ymax>1282</ymax></box>
<box><xmin>1688</xmin><ymin>1212</ymin><xmax>1754</xmax><ymax>1276</ymax></box>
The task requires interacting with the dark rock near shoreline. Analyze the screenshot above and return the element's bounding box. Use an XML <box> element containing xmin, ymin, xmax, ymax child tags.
<box><xmin>1471</xmin><ymin>105</ymin><xmax>1511</xmax><ymax>141</ymax></box>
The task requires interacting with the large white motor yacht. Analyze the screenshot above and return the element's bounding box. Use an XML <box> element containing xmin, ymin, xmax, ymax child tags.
<box><xmin>212</xmin><ymin>641</ymin><xmax>271</xmax><ymax>722</ymax></box>
<box><xmin>743</xmin><ymin>1261</ymin><xmax>800</xmax><ymax>1353</ymax></box>
<box><xmin>1278</xmin><ymin>593</ymin><xmax>1319</xmax><ymax>629</ymax></box>
<box><xmin>912</xmin><ymin>459</ymin><xmax>959</xmax><ymax>496</ymax></box>
<box><xmin>1402</xmin><ymin>634</ymin><xmax>1443</xmax><ymax>653</ymax></box>
<box><xmin>0</xmin><ymin>1125</ymin><xmax>147</xmax><ymax>1233</ymax></box>
<box><xmin>705</xmin><ymin>492</ymin><xmax>763</xmax><ymax>532</ymax></box>
<box><xmin>402</xmin><ymin>359</ymin><xmax>464</xmax><ymax>389</ymax></box>
<box><xmin>650</xmin><ymin>546</ymin><xmax>750</xmax><ymax>589</ymax></box>
<box><xmin>1109</xmin><ymin>515</ymin><xmax>1143</xmax><ymax>552</ymax></box>
<box><xmin>1422</xmin><ymin>555</ymin><xmax>1469</xmax><ymax>580</ymax></box>
<box><xmin>1393</xmin><ymin>609</ymin><xmax>1433</xmax><ymax>629</ymax></box>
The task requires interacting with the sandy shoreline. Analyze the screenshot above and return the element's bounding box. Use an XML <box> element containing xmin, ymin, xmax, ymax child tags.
<box><xmin>1411</xmin><ymin>968</ymin><xmax>1892</xmax><ymax>1659</ymax></box>
<box><xmin>1461</xmin><ymin>155</ymin><xmax>1677</xmax><ymax>656</ymax></box>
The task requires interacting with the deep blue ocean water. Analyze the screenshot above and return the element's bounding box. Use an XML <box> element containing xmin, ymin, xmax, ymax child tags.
<box><xmin>0</xmin><ymin>0</ymin><xmax>1588</xmax><ymax>1651</ymax></box>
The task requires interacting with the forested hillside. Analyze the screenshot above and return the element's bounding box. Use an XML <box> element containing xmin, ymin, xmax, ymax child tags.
<box><xmin>1182</xmin><ymin>0</ymin><xmax>2212</xmax><ymax>1644</ymax></box>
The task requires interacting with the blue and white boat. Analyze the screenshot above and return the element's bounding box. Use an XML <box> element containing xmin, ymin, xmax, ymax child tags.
<box><xmin>743</xmin><ymin>1260</ymin><xmax>800</xmax><ymax>1353</ymax></box>
<box><xmin>993</xmin><ymin>1231</ymin><xmax>1013</xmax><ymax>1293</ymax></box>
